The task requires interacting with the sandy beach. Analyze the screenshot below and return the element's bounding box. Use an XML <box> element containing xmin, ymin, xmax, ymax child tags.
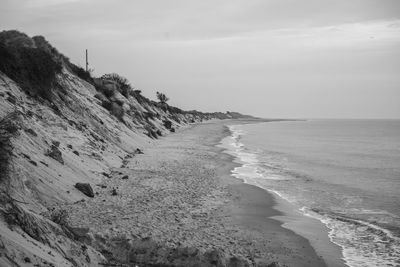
<box><xmin>65</xmin><ymin>120</ymin><xmax>327</xmax><ymax>266</ymax></box>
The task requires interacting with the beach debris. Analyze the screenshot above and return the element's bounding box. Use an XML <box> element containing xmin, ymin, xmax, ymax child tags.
<box><xmin>24</xmin><ymin>128</ymin><xmax>37</xmax><ymax>137</ymax></box>
<box><xmin>6</xmin><ymin>95</ymin><xmax>16</xmax><ymax>104</ymax></box>
<box><xmin>74</xmin><ymin>183</ymin><xmax>94</xmax><ymax>197</ymax></box>
<box><xmin>67</xmin><ymin>144</ymin><xmax>73</xmax><ymax>149</ymax></box>
<box><xmin>135</xmin><ymin>148</ymin><xmax>144</xmax><ymax>154</ymax></box>
<box><xmin>111</xmin><ymin>188</ymin><xmax>118</xmax><ymax>196</ymax></box>
<box><xmin>21</xmin><ymin>153</ymin><xmax>31</xmax><ymax>160</ymax></box>
<box><xmin>40</xmin><ymin>161</ymin><xmax>48</xmax><ymax>167</ymax></box>
<box><xmin>162</xmin><ymin>120</ymin><xmax>176</xmax><ymax>132</ymax></box>
<box><xmin>67</xmin><ymin>226</ymin><xmax>91</xmax><ymax>242</ymax></box>
<box><xmin>73</xmin><ymin>150</ymin><xmax>80</xmax><ymax>156</ymax></box>
<box><xmin>102</xmin><ymin>172</ymin><xmax>111</xmax><ymax>178</ymax></box>
<box><xmin>45</xmin><ymin>141</ymin><xmax>64</xmax><ymax>164</ymax></box>
<box><xmin>122</xmin><ymin>175</ymin><xmax>129</xmax><ymax>180</ymax></box>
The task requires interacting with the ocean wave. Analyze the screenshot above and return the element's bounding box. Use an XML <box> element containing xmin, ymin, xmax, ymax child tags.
<box><xmin>223</xmin><ymin>125</ymin><xmax>400</xmax><ymax>267</ymax></box>
<box><xmin>301</xmin><ymin>207</ymin><xmax>400</xmax><ymax>267</ymax></box>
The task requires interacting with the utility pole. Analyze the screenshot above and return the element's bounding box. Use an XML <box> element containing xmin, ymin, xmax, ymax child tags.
<box><xmin>85</xmin><ymin>49</ymin><xmax>89</xmax><ymax>72</ymax></box>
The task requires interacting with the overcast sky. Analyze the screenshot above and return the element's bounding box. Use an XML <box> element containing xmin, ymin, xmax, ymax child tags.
<box><xmin>1</xmin><ymin>0</ymin><xmax>400</xmax><ymax>118</ymax></box>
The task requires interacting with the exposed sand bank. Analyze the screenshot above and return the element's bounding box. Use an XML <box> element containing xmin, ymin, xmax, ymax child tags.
<box><xmin>65</xmin><ymin>120</ymin><xmax>327</xmax><ymax>266</ymax></box>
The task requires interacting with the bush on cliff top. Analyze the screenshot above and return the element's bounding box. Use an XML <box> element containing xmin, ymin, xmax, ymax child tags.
<box><xmin>0</xmin><ymin>30</ymin><xmax>94</xmax><ymax>99</ymax></box>
<box><xmin>32</xmin><ymin>34</ymin><xmax>94</xmax><ymax>84</ymax></box>
<box><xmin>0</xmin><ymin>41</ymin><xmax>62</xmax><ymax>100</ymax></box>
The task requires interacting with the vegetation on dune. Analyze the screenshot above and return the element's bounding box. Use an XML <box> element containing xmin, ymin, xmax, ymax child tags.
<box><xmin>0</xmin><ymin>42</ymin><xmax>62</xmax><ymax>100</ymax></box>
<box><xmin>32</xmin><ymin>34</ymin><xmax>94</xmax><ymax>84</ymax></box>
<box><xmin>69</xmin><ymin>64</ymin><xmax>93</xmax><ymax>83</ymax></box>
<box><xmin>0</xmin><ymin>111</ymin><xmax>20</xmax><ymax>184</ymax></box>
<box><xmin>101</xmin><ymin>73</ymin><xmax>133</xmax><ymax>98</ymax></box>
<box><xmin>156</xmin><ymin>91</ymin><xmax>169</xmax><ymax>104</ymax></box>
<box><xmin>0</xmin><ymin>30</ymin><xmax>94</xmax><ymax>99</ymax></box>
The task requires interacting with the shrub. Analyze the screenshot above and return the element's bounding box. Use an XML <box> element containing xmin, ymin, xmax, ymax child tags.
<box><xmin>132</xmin><ymin>89</ymin><xmax>145</xmax><ymax>103</ymax></box>
<box><xmin>0</xmin><ymin>43</ymin><xmax>62</xmax><ymax>100</ymax></box>
<box><xmin>132</xmin><ymin>89</ymin><xmax>141</xmax><ymax>96</ymax></box>
<box><xmin>0</xmin><ymin>112</ymin><xmax>20</xmax><ymax>184</ymax></box>
<box><xmin>0</xmin><ymin>30</ymin><xmax>34</xmax><ymax>48</ymax></box>
<box><xmin>70</xmin><ymin>64</ymin><xmax>93</xmax><ymax>83</ymax></box>
<box><xmin>111</xmin><ymin>102</ymin><xmax>125</xmax><ymax>122</ymax></box>
<box><xmin>156</xmin><ymin>91</ymin><xmax>169</xmax><ymax>104</ymax></box>
<box><xmin>101</xmin><ymin>100</ymin><xmax>113</xmax><ymax>111</ymax></box>
<box><xmin>101</xmin><ymin>73</ymin><xmax>132</xmax><ymax>98</ymax></box>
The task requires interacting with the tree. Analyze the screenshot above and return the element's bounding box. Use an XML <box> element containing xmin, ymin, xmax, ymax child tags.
<box><xmin>156</xmin><ymin>91</ymin><xmax>169</xmax><ymax>104</ymax></box>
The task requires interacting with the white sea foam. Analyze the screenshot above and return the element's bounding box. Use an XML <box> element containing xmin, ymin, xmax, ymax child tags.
<box><xmin>223</xmin><ymin>124</ymin><xmax>400</xmax><ymax>267</ymax></box>
<box><xmin>301</xmin><ymin>207</ymin><xmax>400</xmax><ymax>267</ymax></box>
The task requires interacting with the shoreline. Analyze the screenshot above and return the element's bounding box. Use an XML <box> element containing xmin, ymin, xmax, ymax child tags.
<box><xmin>66</xmin><ymin>120</ymin><xmax>328</xmax><ymax>266</ymax></box>
<box><xmin>221</xmin><ymin>121</ymin><xmax>347</xmax><ymax>267</ymax></box>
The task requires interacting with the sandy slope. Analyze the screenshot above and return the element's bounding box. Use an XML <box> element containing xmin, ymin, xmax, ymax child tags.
<box><xmin>0</xmin><ymin>69</ymin><xmax>213</xmax><ymax>266</ymax></box>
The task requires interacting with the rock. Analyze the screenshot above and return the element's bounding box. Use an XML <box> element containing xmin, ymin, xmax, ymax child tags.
<box><xmin>45</xmin><ymin>144</ymin><xmax>64</xmax><ymax>164</ymax></box>
<box><xmin>24</xmin><ymin>128</ymin><xmax>37</xmax><ymax>137</ymax></box>
<box><xmin>67</xmin><ymin>144</ymin><xmax>73</xmax><ymax>149</ymax></box>
<box><xmin>102</xmin><ymin>172</ymin><xmax>111</xmax><ymax>178</ymax></box>
<box><xmin>121</xmin><ymin>175</ymin><xmax>129</xmax><ymax>180</ymax></box>
<box><xmin>204</xmin><ymin>249</ymin><xmax>223</xmax><ymax>265</ymax></box>
<box><xmin>170</xmin><ymin>128</ymin><xmax>175</xmax><ymax>133</ymax></box>
<box><xmin>26</xmin><ymin>110</ymin><xmax>34</xmax><ymax>117</ymax></box>
<box><xmin>6</xmin><ymin>96</ymin><xmax>16</xmax><ymax>104</ymax></box>
<box><xmin>52</xmin><ymin>140</ymin><xmax>60</xmax><ymax>147</ymax></box>
<box><xmin>29</xmin><ymin>160</ymin><xmax>37</xmax><ymax>166</ymax></box>
<box><xmin>111</xmin><ymin>188</ymin><xmax>118</xmax><ymax>196</ymax></box>
<box><xmin>40</xmin><ymin>161</ymin><xmax>48</xmax><ymax>167</ymax></box>
<box><xmin>228</xmin><ymin>256</ymin><xmax>249</xmax><ymax>267</ymax></box>
<box><xmin>73</xmin><ymin>150</ymin><xmax>80</xmax><ymax>156</ymax></box>
<box><xmin>66</xmin><ymin>226</ymin><xmax>91</xmax><ymax>242</ymax></box>
<box><xmin>23</xmin><ymin>257</ymin><xmax>31</xmax><ymax>263</ymax></box>
<box><xmin>22</xmin><ymin>153</ymin><xmax>31</xmax><ymax>160</ymax></box>
<box><xmin>135</xmin><ymin>148</ymin><xmax>144</xmax><ymax>154</ymax></box>
<box><xmin>94</xmin><ymin>93</ymin><xmax>107</xmax><ymax>102</ymax></box>
<box><xmin>75</xmin><ymin>183</ymin><xmax>94</xmax><ymax>197</ymax></box>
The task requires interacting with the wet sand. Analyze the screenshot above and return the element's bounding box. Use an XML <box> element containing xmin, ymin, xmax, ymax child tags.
<box><xmin>66</xmin><ymin>120</ymin><xmax>327</xmax><ymax>266</ymax></box>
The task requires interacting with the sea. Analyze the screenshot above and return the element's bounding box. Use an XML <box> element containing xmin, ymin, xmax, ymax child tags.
<box><xmin>222</xmin><ymin>119</ymin><xmax>400</xmax><ymax>267</ymax></box>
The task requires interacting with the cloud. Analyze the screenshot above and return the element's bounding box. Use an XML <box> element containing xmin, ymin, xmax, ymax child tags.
<box><xmin>1</xmin><ymin>0</ymin><xmax>399</xmax><ymax>118</ymax></box>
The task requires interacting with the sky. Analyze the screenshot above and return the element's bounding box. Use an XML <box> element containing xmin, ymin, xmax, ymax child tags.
<box><xmin>1</xmin><ymin>0</ymin><xmax>400</xmax><ymax>118</ymax></box>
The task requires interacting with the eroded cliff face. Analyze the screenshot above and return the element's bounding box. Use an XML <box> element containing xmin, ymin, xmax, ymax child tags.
<box><xmin>0</xmin><ymin>31</ymin><xmax>253</xmax><ymax>266</ymax></box>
